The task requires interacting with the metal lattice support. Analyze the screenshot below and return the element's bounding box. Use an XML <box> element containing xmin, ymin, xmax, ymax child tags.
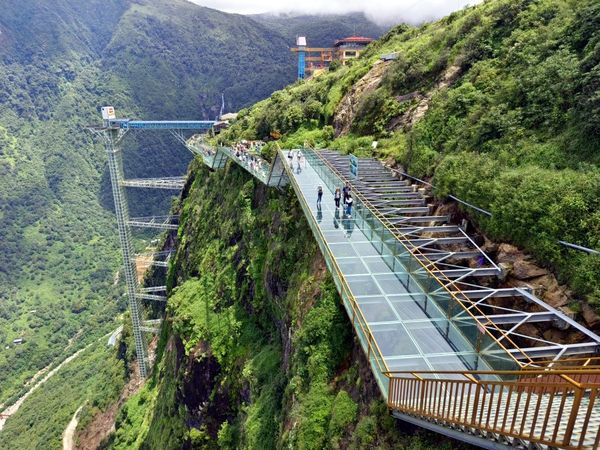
<box><xmin>102</xmin><ymin>129</ymin><xmax>149</xmax><ymax>378</ymax></box>
<box><xmin>87</xmin><ymin>114</ymin><xmax>218</xmax><ymax>379</ymax></box>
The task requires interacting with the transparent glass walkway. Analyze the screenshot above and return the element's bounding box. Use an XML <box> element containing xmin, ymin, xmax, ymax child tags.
<box><xmin>281</xmin><ymin>150</ymin><xmax>505</xmax><ymax>396</ymax></box>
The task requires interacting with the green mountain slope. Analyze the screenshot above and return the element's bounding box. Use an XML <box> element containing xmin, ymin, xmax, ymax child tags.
<box><xmin>104</xmin><ymin>1</ymin><xmax>599</xmax><ymax>447</ymax></box>
<box><xmin>104</xmin><ymin>0</ymin><xmax>294</xmax><ymax>118</ymax></box>
<box><xmin>0</xmin><ymin>0</ymin><xmax>383</xmax><ymax>442</ymax></box>
<box><xmin>106</xmin><ymin>162</ymin><xmax>462</xmax><ymax>450</ymax></box>
<box><xmin>222</xmin><ymin>0</ymin><xmax>600</xmax><ymax>310</ymax></box>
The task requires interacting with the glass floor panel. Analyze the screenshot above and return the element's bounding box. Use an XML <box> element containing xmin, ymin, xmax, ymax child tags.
<box><xmin>337</xmin><ymin>258</ymin><xmax>370</xmax><ymax>276</ymax></box>
<box><xmin>362</xmin><ymin>256</ymin><xmax>396</xmax><ymax>274</ymax></box>
<box><xmin>371</xmin><ymin>324</ymin><xmax>421</xmax><ymax>357</ymax></box>
<box><xmin>322</xmin><ymin>230</ymin><xmax>370</xmax><ymax>244</ymax></box>
<box><xmin>346</xmin><ymin>275</ymin><xmax>383</xmax><ymax>296</ymax></box>
<box><xmin>373</xmin><ymin>273</ymin><xmax>411</xmax><ymax>295</ymax></box>
<box><xmin>358</xmin><ymin>297</ymin><xmax>399</xmax><ymax>323</ymax></box>
<box><xmin>388</xmin><ymin>294</ymin><xmax>430</xmax><ymax>321</ymax></box>
<box><xmin>329</xmin><ymin>243</ymin><xmax>359</xmax><ymax>258</ymax></box>
<box><xmin>282</xmin><ymin>150</ymin><xmax>493</xmax><ymax>393</ymax></box>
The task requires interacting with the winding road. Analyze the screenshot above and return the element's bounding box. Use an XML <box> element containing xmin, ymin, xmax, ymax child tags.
<box><xmin>0</xmin><ymin>326</ymin><xmax>121</xmax><ymax>432</ymax></box>
<box><xmin>62</xmin><ymin>405</ymin><xmax>84</xmax><ymax>450</ymax></box>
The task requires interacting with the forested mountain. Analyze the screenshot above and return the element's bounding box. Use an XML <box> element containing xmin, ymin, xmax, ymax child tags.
<box><xmin>252</xmin><ymin>12</ymin><xmax>387</xmax><ymax>47</ymax></box>
<box><xmin>222</xmin><ymin>0</ymin><xmax>600</xmax><ymax>309</ymax></box>
<box><xmin>0</xmin><ymin>0</ymin><xmax>383</xmax><ymax>442</ymax></box>
<box><xmin>98</xmin><ymin>0</ymin><xmax>600</xmax><ymax>449</ymax></box>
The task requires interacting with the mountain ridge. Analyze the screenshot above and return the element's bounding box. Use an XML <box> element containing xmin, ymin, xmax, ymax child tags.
<box><xmin>0</xmin><ymin>1</ymin><xmax>384</xmax><ymax>445</ymax></box>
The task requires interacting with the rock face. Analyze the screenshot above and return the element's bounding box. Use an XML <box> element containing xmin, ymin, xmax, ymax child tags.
<box><xmin>511</xmin><ymin>260</ymin><xmax>549</xmax><ymax>280</ymax></box>
<box><xmin>391</xmin><ymin>64</ymin><xmax>462</xmax><ymax>131</ymax></box>
<box><xmin>582</xmin><ymin>303</ymin><xmax>600</xmax><ymax>329</ymax></box>
<box><xmin>428</xmin><ymin>202</ymin><xmax>600</xmax><ymax>335</ymax></box>
<box><xmin>333</xmin><ymin>60</ymin><xmax>391</xmax><ymax>136</ymax></box>
<box><xmin>494</xmin><ymin>244</ymin><xmax>572</xmax><ymax>308</ymax></box>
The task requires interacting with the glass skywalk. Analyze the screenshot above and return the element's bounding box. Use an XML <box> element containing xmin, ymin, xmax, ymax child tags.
<box><xmin>281</xmin><ymin>150</ymin><xmax>506</xmax><ymax>396</ymax></box>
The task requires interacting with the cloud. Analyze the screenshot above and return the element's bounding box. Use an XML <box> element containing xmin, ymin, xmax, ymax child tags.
<box><xmin>189</xmin><ymin>0</ymin><xmax>482</xmax><ymax>25</ymax></box>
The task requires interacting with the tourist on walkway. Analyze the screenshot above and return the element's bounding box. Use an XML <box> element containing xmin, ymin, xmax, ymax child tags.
<box><xmin>317</xmin><ymin>186</ymin><xmax>323</xmax><ymax>206</ymax></box>
<box><xmin>345</xmin><ymin>195</ymin><xmax>353</xmax><ymax>215</ymax></box>
<box><xmin>334</xmin><ymin>188</ymin><xmax>341</xmax><ymax>209</ymax></box>
<box><xmin>342</xmin><ymin>182</ymin><xmax>351</xmax><ymax>201</ymax></box>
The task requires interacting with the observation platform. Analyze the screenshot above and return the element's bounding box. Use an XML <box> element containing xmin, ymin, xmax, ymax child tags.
<box><xmin>281</xmin><ymin>149</ymin><xmax>499</xmax><ymax>393</ymax></box>
<box><xmin>277</xmin><ymin>148</ymin><xmax>600</xmax><ymax>449</ymax></box>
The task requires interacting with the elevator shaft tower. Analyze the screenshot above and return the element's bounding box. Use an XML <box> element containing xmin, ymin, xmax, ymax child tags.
<box><xmin>88</xmin><ymin>107</ymin><xmax>214</xmax><ymax>377</ymax></box>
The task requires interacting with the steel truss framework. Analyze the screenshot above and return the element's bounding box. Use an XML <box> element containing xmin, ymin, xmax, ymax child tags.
<box><xmin>87</xmin><ymin>120</ymin><xmax>216</xmax><ymax>377</ymax></box>
<box><xmin>88</xmin><ymin>118</ymin><xmax>290</xmax><ymax>378</ymax></box>
<box><xmin>278</xmin><ymin>147</ymin><xmax>600</xmax><ymax>449</ymax></box>
<box><xmin>87</xmin><ymin>117</ymin><xmax>600</xmax><ymax>447</ymax></box>
<box><xmin>121</xmin><ymin>177</ymin><xmax>186</xmax><ymax>190</ymax></box>
<box><xmin>135</xmin><ymin>250</ymin><xmax>173</xmax><ymax>268</ymax></box>
<box><xmin>316</xmin><ymin>150</ymin><xmax>600</xmax><ymax>367</ymax></box>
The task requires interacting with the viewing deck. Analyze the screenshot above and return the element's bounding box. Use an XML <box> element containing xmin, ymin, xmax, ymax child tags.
<box><xmin>275</xmin><ymin>148</ymin><xmax>600</xmax><ymax>449</ymax></box>
<box><xmin>281</xmin><ymin>149</ymin><xmax>500</xmax><ymax>393</ymax></box>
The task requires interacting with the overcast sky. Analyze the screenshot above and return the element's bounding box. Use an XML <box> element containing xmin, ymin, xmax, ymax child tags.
<box><xmin>190</xmin><ymin>0</ymin><xmax>482</xmax><ymax>25</ymax></box>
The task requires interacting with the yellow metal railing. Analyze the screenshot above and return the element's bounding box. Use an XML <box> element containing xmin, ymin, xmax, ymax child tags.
<box><xmin>386</xmin><ymin>369</ymin><xmax>600</xmax><ymax>449</ymax></box>
<box><xmin>300</xmin><ymin>148</ymin><xmax>600</xmax><ymax>448</ymax></box>
<box><xmin>309</xmin><ymin>148</ymin><xmax>598</xmax><ymax>369</ymax></box>
<box><xmin>277</xmin><ymin>148</ymin><xmax>390</xmax><ymax>379</ymax></box>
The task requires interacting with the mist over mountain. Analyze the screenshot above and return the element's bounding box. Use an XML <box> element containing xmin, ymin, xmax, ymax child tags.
<box><xmin>251</xmin><ymin>12</ymin><xmax>387</xmax><ymax>47</ymax></box>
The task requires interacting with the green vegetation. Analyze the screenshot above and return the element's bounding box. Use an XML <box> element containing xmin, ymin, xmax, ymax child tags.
<box><xmin>220</xmin><ymin>0</ymin><xmax>600</xmax><ymax>311</ymax></box>
<box><xmin>8</xmin><ymin>0</ymin><xmax>600</xmax><ymax>447</ymax></box>
<box><xmin>0</xmin><ymin>339</ymin><xmax>125</xmax><ymax>449</ymax></box>
<box><xmin>0</xmin><ymin>0</ymin><xmax>383</xmax><ymax>441</ymax></box>
<box><xmin>109</xmin><ymin>162</ymin><xmax>466</xmax><ymax>449</ymax></box>
<box><xmin>109</xmin><ymin>1</ymin><xmax>599</xmax><ymax>448</ymax></box>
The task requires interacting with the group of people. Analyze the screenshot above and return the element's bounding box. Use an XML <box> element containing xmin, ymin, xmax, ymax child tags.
<box><xmin>287</xmin><ymin>149</ymin><xmax>306</xmax><ymax>174</ymax></box>
<box><xmin>317</xmin><ymin>182</ymin><xmax>354</xmax><ymax>216</ymax></box>
<box><xmin>233</xmin><ymin>140</ymin><xmax>266</xmax><ymax>174</ymax></box>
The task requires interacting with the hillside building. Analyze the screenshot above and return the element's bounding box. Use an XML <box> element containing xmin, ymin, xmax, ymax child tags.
<box><xmin>333</xmin><ymin>36</ymin><xmax>374</xmax><ymax>64</ymax></box>
<box><xmin>290</xmin><ymin>35</ymin><xmax>374</xmax><ymax>80</ymax></box>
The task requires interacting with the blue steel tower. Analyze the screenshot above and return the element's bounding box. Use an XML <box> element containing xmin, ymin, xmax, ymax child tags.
<box><xmin>296</xmin><ymin>36</ymin><xmax>306</xmax><ymax>80</ymax></box>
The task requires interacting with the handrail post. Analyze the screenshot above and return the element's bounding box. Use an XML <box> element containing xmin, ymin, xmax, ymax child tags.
<box><xmin>464</xmin><ymin>374</ymin><xmax>481</xmax><ymax>426</ymax></box>
<box><xmin>562</xmin><ymin>386</ymin><xmax>584</xmax><ymax>446</ymax></box>
<box><xmin>470</xmin><ymin>382</ymin><xmax>482</xmax><ymax>426</ymax></box>
<box><xmin>419</xmin><ymin>378</ymin><xmax>426</xmax><ymax>413</ymax></box>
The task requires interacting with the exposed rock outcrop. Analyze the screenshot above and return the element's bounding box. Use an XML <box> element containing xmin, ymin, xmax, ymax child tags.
<box><xmin>394</xmin><ymin>64</ymin><xmax>462</xmax><ymax>131</ymax></box>
<box><xmin>333</xmin><ymin>60</ymin><xmax>391</xmax><ymax>136</ymax></box>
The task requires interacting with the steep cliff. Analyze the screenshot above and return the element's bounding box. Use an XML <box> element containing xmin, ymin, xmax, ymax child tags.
<box><xmin>105</xmin><ymin>162</ymin><xmax>464</xmax><ymax>449</ymax></box>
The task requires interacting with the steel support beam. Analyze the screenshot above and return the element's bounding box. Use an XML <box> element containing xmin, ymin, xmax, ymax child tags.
<box><xmin>127</xmin><ymin>216</ymin><xmax>179</xmax><ymax>230</ymax></box>
<box><xmin>101</xmin><ymin>129</ymin><xmax>149</xmax><ymax>378</ymax></box>
<box><xmin>136</xmin><ymin>293</ymin><xmax>168</xmax><ymax>302</ymax></box>
<box><xmin>121</xmin><ymin>177</ymin><xmax>186</xmax><ymax>190</ymax></box>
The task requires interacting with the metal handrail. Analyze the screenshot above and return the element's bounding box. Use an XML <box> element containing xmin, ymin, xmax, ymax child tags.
<box><xmin>196</xmin><ymin>144</ymin><xmax>600</xmax><ymax>448</ymax></box>
<box><xmin>387</xmin><ymin>371</ymin><xmax>600</xmax><ymax>449</ymax></box>
<box><xmin>278</xmin><ymin>147</ymin><xmax>390</xmax><ymax>377</ymax></box>
<box><xmin>309</xmin><ymin>148</ymin><xmax>537</xmax><ymax>367</ymax></box>
<box><xmin>384</xmin><ymin>368</ymin><xmax>600</xmax><ymax>377</ymax></box>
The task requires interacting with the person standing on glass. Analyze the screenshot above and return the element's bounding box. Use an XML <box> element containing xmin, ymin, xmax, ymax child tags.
<box><xmin>345</xmin><ymin>194</ymin><xmax>353</xmax><ymax>215</ymax></box>
<box><xmin>317</xmin><ymin>186</ymin><xmax>323</xmax><ymax>207</ymax></box>
<box><xmin>334</xmin><ymin>188</ymin><xmax>341</xmax><ymax>209</ymax></box>
<box><xmin>342</xmin><ymin>182</ymin><xmax>351</xmax><ymax>201</ymax></box>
